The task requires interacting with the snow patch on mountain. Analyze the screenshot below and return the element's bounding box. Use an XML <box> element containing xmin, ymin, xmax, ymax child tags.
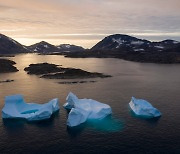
<box><xmin>134</xmin><ymin>48</ymin><xmax>145</xmax><ymax>52</ymax></box>
<box><xmin>66</xmin><ymin>45</ymin><xmax>71</xmax><ymax>48</ymax></box>
<box><xmin>131</xmin><ymin>41</ymin><xmax>144</xmax><ymax>45</ymax></box>
<box><xmin>112</xmin><ymin>38</ymin><xmax>125</xmax><ymax>45</ymax></box>
<box><xmin>44</xmin><ymin>45</ymin><xmax>49</xmax><ymax>48</ymax></box>
<box><xmin>173</xmin><ymin>41</ymin><xmax>179</xmax><ymax>44</ymax></box>
<box><xmin>154</xmin><ymin>46</ymin><xmax>164</xmax><ymax>49</ymax></box>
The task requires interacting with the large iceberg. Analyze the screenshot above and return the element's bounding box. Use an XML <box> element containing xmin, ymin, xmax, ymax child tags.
<box><xmin>64</xmin><ymin>92</ymin><xmax>112</xmax><ymax>127</ymax></box>
<box><xmin>2</xmin><ymin>94</ymin><xmax>59</xmax><ymax>121</ymax></box>
<box><xmin>129</xmin><ymin>97</ymin><xmax>161</xmax><ymax>118</ymax></box>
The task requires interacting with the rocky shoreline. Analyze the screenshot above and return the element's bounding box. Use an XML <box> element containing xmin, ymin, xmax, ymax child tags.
<box><xmin>59</xmin><ymin>50</ymin><xmax>180</xmax><ymax>64</ymax></box>
<box><xmin>58</xmin><ymin>81</ymin><xmax>96</xmax><ymax>84</ymax></box>
<box><xmin>0</xmin><ymin>79</ymin><xmax>14</xmax><ymax>83</ymax></box>
<box><xmin>0</xmin><ymin>59</ymin><xmax>19</xmax><ymax>73</ymax></box>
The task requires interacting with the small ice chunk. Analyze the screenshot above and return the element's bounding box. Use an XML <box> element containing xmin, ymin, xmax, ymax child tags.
<box><xmin>2</xmin><ymin>94</ymin><xmax>59</xmax><ymax>121</ymax></box>
<box><xmin>129</xmin><ymin>97</ymin><xmax>161</xmax><ymax>118</ymax></box>
<box><xmin>63</xmin><ymin>92</ymin><xmax>78</xmax><ymax>109</ymax></box>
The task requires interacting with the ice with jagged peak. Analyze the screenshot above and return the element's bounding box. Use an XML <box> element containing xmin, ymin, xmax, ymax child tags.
<box><xmin>129</xmin><ymin>97</ymin><xmax>161</xmax><ymax>118</ymax></box>
<box><xmin>64</xmin><ymin>92</ymin><xmax>112</xmax><ymax>127</ymax></box>
<box><xmin>2</xmin><ymin>94</ymin><xmax>59</xmax><ymax>121</ymax></box>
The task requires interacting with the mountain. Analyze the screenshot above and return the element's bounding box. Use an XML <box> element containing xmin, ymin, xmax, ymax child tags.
<box><xmin>27</xmin><ymin>41</ymin><xmax>60</xmax><ymax>53</ymax></box>
<box><xmin>91</xmin><ymin>34</ymin><xmax>180</xmax><ymax>52</ymax></box>
<box><xmin>57</xmin><ymin>44</ymin><xmax>85</xmax><ymax>52</ymax></box>
<box><xmin>91</xmin><ymin>34</ymin><xmax>150</xmax><ymax>51</ymax></box>
<box><xmin>64</xmin><ymin>34</ymin><xmax>180</xmax><ymax>63</ymax></box>
<box><xmin>151</xmin><ymin>40</ymin><xmax>180</xmax><ymax>52</ymax></box>
<box><xmin>0</xmin><ymin>33</ymin><xmax>28</xmax><ymax>54</ymax></box>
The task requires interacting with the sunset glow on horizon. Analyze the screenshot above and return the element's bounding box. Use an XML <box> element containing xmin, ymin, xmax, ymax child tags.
<box><xmin>0</xmin><ymin>0</ymin><xmax>180</xmax><ymax>48</ymax></box>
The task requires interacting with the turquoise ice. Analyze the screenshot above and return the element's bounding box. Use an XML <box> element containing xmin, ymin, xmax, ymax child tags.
<box><xmin>2</xmin><ymin>94</ymin><xmax>59</xmax><ymax>121</ymax></box>
<box><xmin>129</xmin><ymin>97</ymin><xmax>161</xmax><ymax>118</ymax></box>
<box><xmin>64</xmin><ymin>92</ymin><xmax>112</xmax><ymax>127</ymax></box>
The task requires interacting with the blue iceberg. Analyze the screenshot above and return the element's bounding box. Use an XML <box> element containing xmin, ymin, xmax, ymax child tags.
<box><xmin>64</xmin><ymin>92</ymin><xmax>112</xmax><ymax>127</ymax></box>
<box><xmin>129</xmin><ymin>97</ymin><xmax>161</xmax><ymax>118</ymax></box>
<box><xmin>2</xmin><ymin>94</ymin><xmax>59</xmax><ymax>121</ymax></box>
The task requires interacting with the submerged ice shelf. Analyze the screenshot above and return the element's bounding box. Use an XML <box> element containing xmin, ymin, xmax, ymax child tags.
<box><xmin>2</xmin><ymin>94</ymin><xmax>59</xmax><ymax>121</ymax></box>
<box><xmin>129</xmin><ymin>97</ymin><xmax>161</xmax><ymax>118</ymax></box>
<box><xmin>64</xmin><ymin>92</ymin><xmax>112</xmax><ymax>127</ymax></box>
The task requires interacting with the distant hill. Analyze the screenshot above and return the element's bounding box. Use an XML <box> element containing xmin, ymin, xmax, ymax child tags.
<box><xmin>0</xmin><ymin>34</ymin><xmax>28</xmax><ymax>54</ymax></box>
<box><xmin>57</xmin><ymin>44</ymin><xmax>85</xmax><ymax>52</ymax></box>
<box><xmin>91</xmin><ymin>34</ymin><xmax>180</xmax><ymax>52</ymax></box>
<box><xmin>27</xmin><ymin>42</ymin><xmax>85</xmax><ymax>53</ymax></box>
<box><xmin>27</xmin><ymin>41</ymin><xmax>60</xmax><ymax>53</ymax></box>
<box><xmin>0</xmin><ymin>34</ymin><xmax>85</xmax><ymax>54</ymax></box>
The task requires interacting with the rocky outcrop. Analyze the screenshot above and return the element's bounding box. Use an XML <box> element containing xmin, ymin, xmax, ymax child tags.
<box><xmin>0</xmin><ymin>59</ymin><xmax>19</xmax><ymax>73</ymax></box>
<box><xmin>24</xmin><ymin>63</ymin><xmax>111</xmax><ymax>79</ymax></box>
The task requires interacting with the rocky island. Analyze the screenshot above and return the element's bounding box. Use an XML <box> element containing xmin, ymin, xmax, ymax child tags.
<box><xmin>0</xmin><ymin>59</ymin><xmax>19</xmax><ymax>73</ymax></box>
<box><xmin>24</xmin><ymin>63</ymin><xmax>111</xmax><ymax>79</ymax></box>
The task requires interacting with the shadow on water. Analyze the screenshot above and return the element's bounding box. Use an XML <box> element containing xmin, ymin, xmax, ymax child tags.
<box><xmin>2</xmin><ymin>111</ymin><xmax>59</xmax><ymax>132</ymax></box>
<box><xmin>67</xmin><ymin>123</ymin><xmax>86</xmax><ymax>137</ymax></box>
<box><xmin>67</xmin><ymin>115</ymin><xmax>124</xmax><ymax>137</ymax></box>
<box><xmin>129</xmin><ymin>109</ymin><xmax>161</xmax><ymax>125</ymax></box>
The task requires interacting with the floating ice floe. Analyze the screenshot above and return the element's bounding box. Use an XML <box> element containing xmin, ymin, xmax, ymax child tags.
<box><xmin>2</xmin><ymin>94</ymin><xmax>59</xmax><ymax>121</ymax></box>
<box><xmin>64</xmin><ymin>92</ymin><xmax>112</xmax><ymax>127</ymax></box>
<box><xmin>129</xmin><ymin>97</ymin><xmax>161</xmax><ymax>118</ymax></box>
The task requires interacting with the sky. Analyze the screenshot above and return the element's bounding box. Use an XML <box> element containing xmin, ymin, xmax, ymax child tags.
<box><xmin>0</xmin><ymin>0</ymin><xmax>180</xmax><ymax>48</ymax></box>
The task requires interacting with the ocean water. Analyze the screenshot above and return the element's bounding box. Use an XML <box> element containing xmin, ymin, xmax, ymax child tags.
<box><xmin>0</xmin><ymin>54</ymin><xmax>180</xmax><ymax>154</ymax></box>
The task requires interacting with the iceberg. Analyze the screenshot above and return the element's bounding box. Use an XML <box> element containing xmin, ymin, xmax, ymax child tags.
<box><xmin>64</xmin><ymin>92</ymin><xmax>112</xmax><ymax>127</ymax></box>
<box><xmin>129</xmin><ymin>97</ymin><xmax>161</xmax><ymax>118</ymax></box>
<box><xmin>2</xmin><ymin>94</ymin><xmax>59</xmax><ymax>121</ymax></box>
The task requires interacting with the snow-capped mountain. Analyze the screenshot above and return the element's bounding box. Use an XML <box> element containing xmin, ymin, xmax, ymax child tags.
<box><xmin>27</xmin><ymin>41</ymin><xmax>60</xmax><ymax>53</ymax></box>
<box><xmin>57</xmin><ymin>44</ymin><xmax>85</xmax><ymax>52</ymax></box>
<box><xmin>152</xmin><ymin>40</ymin><xmax>180</xmax><ymax>51</ymax></box>
<box><xmin>91</xmin><ymin>34</ymin><xmax>180</xmax><ymax>52</ymax></box>
<box><xmin>91</xmin><ymin>34</ymin><xmax>150</xmax><ymax>50</ymax></box>
<box><xmin>0</xmin><ymin>33</ymin><xmax>28</xmax><ymax>54</ymax></box>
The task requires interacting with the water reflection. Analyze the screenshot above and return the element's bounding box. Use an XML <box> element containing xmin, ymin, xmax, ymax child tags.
<box><xmin>3</xmin><ymin>119</ymin><xmax>26</xmax><ymax>133</ymax></box>
<box><xmin>67</xmin><ymin>115</ymin><xmax>124</xmax><ymax>137</ymax></box>
<box><xmin>2</xmin><ymin>111</ymin><xmax>59</xmax><ymax>133</ymax></box>
<box><xmin>129</xmin><ymin>109</ymin><xmax>161</xmax><ymax>125</ymax></box>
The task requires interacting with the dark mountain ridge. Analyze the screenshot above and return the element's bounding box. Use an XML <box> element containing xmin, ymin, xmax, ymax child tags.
<box><xmin>91</xmin><ymin>34</ymin><xmax>180</xmax><ymax>53</ymax></box>
<box><xmin>57</xmin><ymin>44</ymin><xmax>85</xmax><ymax>52</ymax></box>
<box><xmin>27</xmin><ymin>41</ymin><xmax>60</xmax><ymax>53</ymax></box>
<box><xmin>0</xmin><ymin>33</ymin><xmax>29</xmax><ymax>54</ymax></box>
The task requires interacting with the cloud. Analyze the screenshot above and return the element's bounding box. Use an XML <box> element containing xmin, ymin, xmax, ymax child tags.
<box><xmin>0</xmin><ymin>0</ymin><xmax>179</xmax><ymax>48</ymax></box>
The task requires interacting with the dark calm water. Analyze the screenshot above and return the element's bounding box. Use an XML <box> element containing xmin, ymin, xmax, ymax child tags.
<box><xmin>0</xmin><ymin>54</ymin><xmax>180</xmax><ymax>154</ymax></box>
